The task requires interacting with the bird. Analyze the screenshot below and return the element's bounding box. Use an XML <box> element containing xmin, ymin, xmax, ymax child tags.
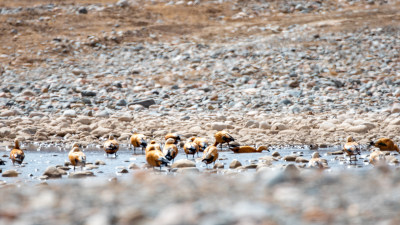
<box><xmin>164</xmin><ymin>133</ymin><xmax>181</xmax><ymax>144</ymax></box>
<box><xmin>163</xmin><ymin>138</ymin><xmax>178</xmax><ymax>162</ymax></box>
<box><xmin>343</xmin><ymin>136</ymin><xmax>361</xmax><ymax>163</ymax></box>
<box><xmin>193</xmin><ymin>137</ymin><xmax>208</xmax><ymax>152</ymax></box>
<box><xmin>146</xmin><ymin>149</ymin><xmax>169</xmax><ymax>170</ymax></box>
<box><xmin>9</xmin><ymin>139</ymin><xmax>25</xmax><ymax>165</ymax></box>
<box><xmin>130</xmin><ymin>132</ymin><xmax>147</xmax><ymax>154</ymax></box>
<box><xmin>184</xmin><ymin>138</ymin><xmax>199</xmax><ymax>158</ymax></box>
<box><xmin>103</xmin><ymin>134</ymin><xmax>119</xmax><ymax>157</ymax></box>
<box><xmin>369</xmin><ymin>150</ymin><xmax>386</xmax><ymax>165</ymax></box>
<box><xmin>213</xmin><ymin>131</ymin><xmax>235</xmax><ymax>150</ymax></box>
<box><xmin>145</xmin><ymin>140</ymin><xmax>162</xmax><ymax>154</ymax></box>
<box><xmin>202</xmin><ymin>145</ymin><xmax>218</xmax><ymax>167</ymax></box>
<box><xmin>68</xmin><ymin>144</ymin><xmax>86</xmax><ymax>171</ymax></box>
<box><xmin>370</xmin><ymin>138</ymin><xmax>399</xmax><ymax>153</ymax></box>
<box><xmin>307</xmin><ymin>152</ymin><xmax>324</xmax><ymax>169</ymax></box>
<box><xmin>228</xmin><ymin>142</ymin><xmax>269</xmax><ymax>153</ymax></box>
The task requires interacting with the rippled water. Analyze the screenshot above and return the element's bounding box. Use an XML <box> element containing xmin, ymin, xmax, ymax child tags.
<box><xmin>0</xmin><ymin>143</ymin><xmax>397</xmax><ymax>184</ymax></box>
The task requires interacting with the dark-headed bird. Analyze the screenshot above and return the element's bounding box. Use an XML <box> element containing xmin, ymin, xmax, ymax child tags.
<box><xmin>202</xmin><ymin>145</ymin><xmax>218</xmax><ymax>167</ymax></box>
<box><xmin>130</xmin><ymin>132</ymin><xmax>147</xmax><ymax>154</ymax></box>
<box><xmin>146</xmin><ymin>149</ymin><xmax>169</xmax><ymax>170</ymax></box>
<box><xmin>10</xmin><ymin>139</ymin><xmax>25</xmax><ymax>165</ymax></box>
<box><xmin>370</xmin><ymin>138</ymin><xmax>399</xmax><ymax>153</ymax></box>
<box><xmin>228</xmin><ymin>142</ymin><xmax>269</xmax><ymax>153</ymax></box>
<box><xmin>213</xmin><ymin>131</ymin><xmax>235</xmax><ymax>150</ymax></box>
<box><xmin>68</xmin><ymin>144</ymin><xmax>86</xmax><ymax>171</ymax></box>
<box><xmin>343</xmin><ymin>136</ymin><xmax>361</xmax><ymax>163</ymax></box>
<box><xmin>184</xmin><ymin>138</ymin><xmax>199</xmax><ymax>158</ymax></box>
<box><xmin>165</xmin><ymin>133</ymin><xmax>181</xmax><ymax>144</ymax></box>
<box><xmin>145</xmin><ymin>140</ymin><xmax>162</xmax><ymax>154</ymax></box>
<box><xmin>163</xmin><ymin>138</ymin><xmax>178</xmax><ymax>162</ymax></box>
<box><xmin>104</xmin><ymin>134</ymin><xmax>119</xmax><ymax>157</ymax></box>
<box><xmin>193</xmin><ymin>137</ymin><xmax>208</xmax><ymax>152</ymax></box>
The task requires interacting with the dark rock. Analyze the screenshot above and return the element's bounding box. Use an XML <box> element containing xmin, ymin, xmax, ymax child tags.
<box><xmin>81</xmin><ymin>91</ymin><xmax>97</xmax><ymax>97</ymax></box>
<box><xmin>129</xmin><ymin>99</ymin><xmax>156</xmax><ymax>108</ymax></box>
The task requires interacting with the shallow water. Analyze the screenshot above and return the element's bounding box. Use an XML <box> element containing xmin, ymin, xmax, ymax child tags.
<box><xmin>0</xmin><ymin>143</ymin><xmax>397</xmax><ymax>184</ymax></box>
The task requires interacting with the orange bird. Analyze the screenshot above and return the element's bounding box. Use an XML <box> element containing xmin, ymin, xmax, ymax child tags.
<box><xmin>68</xmin><ymin>143</ymin><xmax>86</xmax><ymax>171</ymax></box>
<box><xmin>213</xmin><ymin>131</ymin><xmax>235</xmax><ymax>150</ymax></box>
<box><xmin>202</xmin><ymin>145</ymin><xmax>218</xmax><ymax>167</ymax></box>
<box><xmin>10</xmin><ymin>139</ymin><xmax>25</xmax><ymax>165</ymax></box>
<box><xmin>163</xmin><ymin>138</ymin><xmax>179</xmax><ymax>162</ymax></box>
<box><xmin>370</xmin><ymin>138</ymin><xmax>399</xmax><ymax>153</ymax></box>
<box><xmin>145</xmin><ymin>140</ymin><xmax>162</xmax><ymax>154</ymax></box>
<box><xmin>184</xmin><ymin>138</ymin><xmax>199</xmax><ymax>158</ymax></box>
<box><xmin>130</xmin><ymin>132</ymin><xmax>147</xmax><ymax>154</ymax></box>
<box><xmin>146</xmin><ymin>149</ymin><xmax>169</xmax><ymax>169</ymax></box>
<box><xmin>193</xmin><ymin>137</ymin><xmax>209</xmax><ymax>152</ymax></box>
<box><xmin>228</xmin><ymin>142</ymin><xmax>269</xmax><ymax>153</ymax></box>
<box><xmin>343</xmin><ymin>136</ymin><xmax>361</xmax><ymax>163</ymax></box>
<box><xmin>369</xmin><ymin>150</ymin><xmax>386</xmax><ymax>165</ymax></box>
<box><xmin>165</xmin><ymin>133</ymin><xmax>181</xmax><ymax>144</ymax></box>
<box><xmin>104</xmin><ymin>134</ymin><xmax>119</xmax><ymax>157</ymax></box>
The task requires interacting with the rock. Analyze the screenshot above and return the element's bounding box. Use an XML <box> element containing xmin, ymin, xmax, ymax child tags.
<box><xmin>389</xmin><ymin>118</ymin><xmax>400</xmax><ymax>126</ymax></box>
<box><xmin>346</xmin><ymin>125</ymin><xmax>369</xmax><ymax>133</ymax></box>
<box><xmin>259</xmin><ymin>121</ymin><xmax>271</xmax><ymax>129</ymax></box>
<box><xmin>68</xmin><ymin>171</ymin><xmax>95</xmax><ymax>178</ymax></box>
<box><xmin>295</xmin><ymin>157</ymin><xmax>309</xmax><ymax>163</ymax></box>
<box><xmin>176</xmin><ymin>167</ymin><xmax>199</xmax><ymax>174</ymax></box>
<box><xmin>21</xmin><ymin>89</ymin><xmax>36</xmax><ymax>96</ymax></box>
<box><xmin>0</xmin><ymin>110</ymin><xmax>15</xmax><ymax>117</ymax></box>
<box><xmin>2</xmin><ymin>170</ymin><xmax>18</xmax><ymax>177</ymax></box>
<box><xmin>128</xmin><ymin>163</ymin><xmax>140</xmax><ymax>170</ymax></box>
<box><xmin>271</xmin><ymin>123</ymin><xmax>287</xmax><ymax>131</ymax></box>
<box><xmin>76</xmin><ymin>116</ymin><xmax>92</xmax><ymax>125</ymax></box>
<box><xmin>229</xmin><ymin>159</ymin><xmax>242</xmax><ymax>169</ymax></box>
<box><xmin>271</xmin><ymin>151</ymin><xmax>280</xmax><ymax>157</ymax></box>
<box><xmin>213</xmin><ymin>162</ymin><xmax>224</xmax><ymax>169</ymax></box>
<box><xmin>211</xmin><ymin>122</ymin><xmax>227</xmax><ymax>131</ymax></box>
<box><xmin>283</xmin><ymin>155</ymin><xmax>298</xmax><ymax>161</ymax></box>
<box><xmin>81</xmin><ymin>91</ymin><xmax>96</xmax><ymax>97</ymax></box>
<box><xmin>171</xmin><ymin>159</ymin><xmax>196</xmax><ymax>168</ymax></box>
<box><xmin>0</xmin><ymin>127</ymin><xmax>11</xmax><ymax>138</ymax></box>
<box><xmin>43</xmin><ymin>166</ymin><xmax>63</xmax><ymax>178</ymax></box>
<box><xmin>244</xmin><ymin>164</ymin><xmax>258</xmax><ymax>169</ymax></box>
<box><xmin>95</xmin><ymin>160</ymin><xmax>106</xmax><ymax>165</ymax></box>
<box><xmin>85</xmin><ymin>164</ymin><xmax>99</xmax><ymax>170</ymax></box>
<box><xmin>95</xmin><ymin>110</ymin><xmax>110</xmax><ymax>118</ymax></box>
<box><xmin>385</xmin><ymin>156</ymin><xmax>399</xmax><ymax>164</ymax></box>
<box><xmin>78</xmin><ymin>7</ymin><xmax>88</xmax><ymax>14</ymax></box>
<box><xmin>319</xmin><ymin>122</ymin><xmax>336</xmax><ymax>132</ymax></box>
<box><xmin>116</xmin><ymin>99</ymin><xmax>127</xmax><ymax>106</ymax></box>
<box><xmin>91</xmin><ymin>127</ymin><xmax>111</xmax><ymax>137</ymax></box>
<box><xmin>129</xmin><ymin>99</ymin><xmax>156</xmax><ymax>108</ymax></box>
<box><xmin>118</xmin><ymin>168</ymin><xmax>129</xmax><ymax>173</ymax></box>
<box><xmin>0</xmin><ymin>159</ymin><xmax>5</xmax><ymax>165</ymax></box>
<box><xmin>328</xmin><ymin>150</ymin><xmax>344</xmax><ymax>155</ymax></box>
<box><xmin>392</xmin><ymin>103</ymin><xmax>400</xmax><ymax>113</ymax></box>
<box><xmin>63</xmin><ymin>110</ymin><xmax>77</xmax><ymax>117</ymax></box>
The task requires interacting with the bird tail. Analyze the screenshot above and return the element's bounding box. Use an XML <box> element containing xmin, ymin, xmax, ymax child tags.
<box><xmin>164</xmin><ymin>150</ymin><xmax>173</xmax><ymax>161</ymax></box>
<box><xmin>159</xmin><ymin>157</ymin><xmax>169</xmax><ymax>166</ymax></box>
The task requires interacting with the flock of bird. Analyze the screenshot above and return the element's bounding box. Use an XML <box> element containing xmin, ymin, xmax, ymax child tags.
<box><xmin>7</xmin><ymin>130</ymin><xmax>400</xmax><ymax>171</ymax></box>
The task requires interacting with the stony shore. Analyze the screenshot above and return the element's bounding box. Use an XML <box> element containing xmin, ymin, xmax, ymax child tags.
<box><xmin>0</xmin><ymin>0</ymin><xmax>400</xmax><ymax>223</ymax></box>
<box><xmin>1</xmin><ymin>166</ymin><xmax>400</xmax><ymax>225</ymax></box>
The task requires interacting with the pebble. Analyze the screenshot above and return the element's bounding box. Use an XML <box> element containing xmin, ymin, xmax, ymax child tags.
<box><xmin>2</xmin><ymin>170</ymin><xmax>18</xmax><ymax>177</ymax></box>
<box><xmin>229</xmin><ymin>159</ymin><xmax>242</xmax><ymax>169</ymax></box>
<box><xmin>171</xmin><ymin>159</ymin><xmax>196</xmax><ymax>168</ymax></box>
